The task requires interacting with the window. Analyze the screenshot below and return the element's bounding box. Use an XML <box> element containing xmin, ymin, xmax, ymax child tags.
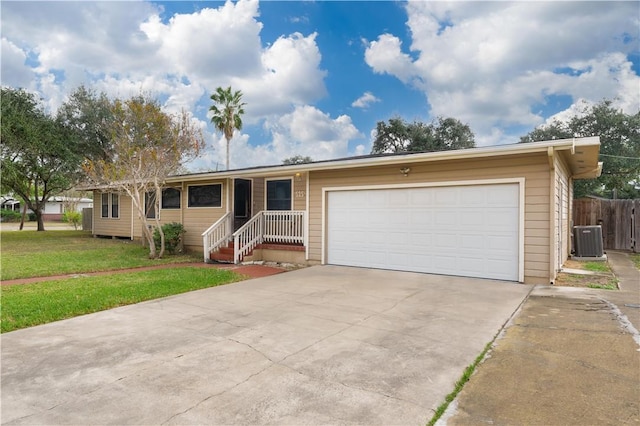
<box><xmin>188</xmin><ymin>184</ymin><xmax>222</xmax><ymax>208</ymax></box>
<box><xmin>161</xmin><ymin>188</ymin><xmax>181</xmax><ymax>209</ymax></box>
<box><xmin>266</xmin><ymin>179</ymin><xmax>292</xmax><ymax>210</ymax></box>
<box><xmin>145</xmin><ymin>191</ymin><xmax>157</xmax><ymax>219</ymax></box>
<box><xmin>101</xmin><ymin>192</ymin><xmax>119</xmax><ymax>219</ymax></box>
<box><xmin>101</xmin><ymin>193</ymin><xmax>109</xmax><ymax>218</ymax></box>
<box><xmin>111</xmin><ymin>193</ymin><xmax>119</xmax><ymax>218</ymax></box>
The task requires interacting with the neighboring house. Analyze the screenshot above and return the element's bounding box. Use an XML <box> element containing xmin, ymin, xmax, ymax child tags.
<box><xmin>1</xmin><ymin>196</ymin><xmax>93</xmax><ymax>221</ymax></box>
<box><xmin>90</xmin><ymin>137</ymin><xmax>602</xmax><ymax>285</ymax></box>
<box><xmin>0</xmin><ymin>197</ymin><xmax>21</xmax><ymax>212</ymax></box>
<box><xmin>40</xmin><ymin>196</ymin><xmax>94</xmax><ymax>221</ymax></box>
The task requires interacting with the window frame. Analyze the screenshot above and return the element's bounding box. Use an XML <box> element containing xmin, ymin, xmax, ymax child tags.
<box><xmin>110</xmin><ymin>193</ymin><xmax>119</xmax><ymax>218</ymax></box>
<box><xmin>145</xmin><ymin>191</ymin><xmax>157</xmax><ymax>219</ymax></box>
<box><xmin>265</xmin><ymin>178</ymin><xmax>293</xmax><ymax>211</ymax></box>
<box><xmin>100</xmin><ymin>192</ymin><xmax>119</xmax><ymax>219</ymax></box>
<box><xmin>161</xmin><ymin>188</ymin><xmax>181</xmax><ymax>210</ymax></box>
<box><xmin>101</xmin><ymin>193</ymin><xmax>109</xmax><ymax>218</ymax></box>
<box><xmin>187</xmin><ymin>183</ymin><xmax>223</xmax><ymax>209</ymax></box>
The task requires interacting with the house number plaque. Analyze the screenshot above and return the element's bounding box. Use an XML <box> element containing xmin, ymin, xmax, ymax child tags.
<box><xmin>295</xmin><ymin>191</ymin><xmax>306</xmax><ymax>198</ymax></box>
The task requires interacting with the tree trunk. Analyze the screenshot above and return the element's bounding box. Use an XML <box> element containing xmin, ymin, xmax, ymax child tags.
<box><xmin>226</xmin><ymin>137</ymin><xmax>230</xmax><ymax>171</ymax></box>
<box><xmin>36</xmin><ymin>211</ymin><xmax>45</xmax><ymax>231</ymax></box>
<box><xmin>142</xmin><ymin>224</ymin><xmax>157</xmax><ymax>258</ymax></box>
<box><xmin>19</xmin><ymin>205</ymin><xmax>27</xmax><ymax>231</ymax></box>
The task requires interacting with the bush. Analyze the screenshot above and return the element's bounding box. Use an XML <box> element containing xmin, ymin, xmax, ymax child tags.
<box><xmin>62</xmin><ymin>211</ymin><xmax>82</xmax><ymax>230</ymax></box>
<box><xmin>0</xmin><ymin>209</ymin><xmax>21</xmax><ymax>222</ymax></box>
<box><xmin>153</xmin><ymin>222</ymin><xmax>185</xmax><ymax>255</ymax></box>
<box><xmin>28</xmin><ymin>212</ymin><xmax>36</xmax><ymax>221</ymax></box>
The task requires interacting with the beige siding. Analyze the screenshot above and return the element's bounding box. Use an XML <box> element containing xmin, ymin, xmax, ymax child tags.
<box><xmin>293</xmin><ymin>172</ymin><xmax>307</xmax><ymax>211</ymax></box>
<box><xmin>92</xmin><ymin>191</ymin><xmax>133</xmax><ymax>238</ymax></box>
<box><xmin>308</xmin><ymin>153</ymin><xmax>551</xmax><ymax>284</ymax></box>
<box><xmin>553</xmin><ymin>155</ymin><xmax>572</xmax><ymax>278</ymax></box>
<box><xmin>181</xmin><ymin>179</ymin><xmax>229</xmax><ymax>250</ymax></box>
<box><xmin>252</xmin><ymin>178</ymin><xmax>264</xmax><ymax>215</ymax></box>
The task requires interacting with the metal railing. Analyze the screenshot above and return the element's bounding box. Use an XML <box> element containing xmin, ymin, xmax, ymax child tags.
<box><xmin>201</xmin><ymin>212</ymin><xmax>233</xmax><ymax>262</ymax></box>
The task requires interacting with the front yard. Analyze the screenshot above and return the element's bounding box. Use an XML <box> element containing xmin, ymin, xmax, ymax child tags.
<box><xmin>1</xmin><ymin>230</ymin><xmax>244</xmax><ymax>333</ymax></box>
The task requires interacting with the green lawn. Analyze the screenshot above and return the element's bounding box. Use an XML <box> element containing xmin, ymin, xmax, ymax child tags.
<box><xmin>1</xmin><ymin>267</ymin><xmax>241</xmax><ymax>333</ymax></box>
<box><xmin>1</xmin><ymin>230</ymin><xmax>201</xmax><ymax>280</ymax></box>
<box><xmin>631</xmin><ymin>253</ymin><xmax>640</xmax><ymax>270</ymax></box>
<box><xmin>0</xmin><ymin>230</ymin><xmax>245</xmax><ymax>333</ymax></box>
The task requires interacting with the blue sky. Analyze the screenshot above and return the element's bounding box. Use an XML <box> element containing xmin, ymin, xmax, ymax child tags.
<box><xmin>2</xmin><ymin>1</ymin><xmax>638</xmax><ymax>171</ymax></box>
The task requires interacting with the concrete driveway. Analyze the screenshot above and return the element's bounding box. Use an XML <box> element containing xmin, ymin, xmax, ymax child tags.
<box><xmin>1</xmin><ymin>266</ymin><xmax>531</xmax><ymax>425</ymax></box>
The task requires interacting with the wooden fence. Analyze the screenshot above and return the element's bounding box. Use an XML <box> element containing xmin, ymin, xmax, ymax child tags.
<box><xmin>82</xmin><ymin>208</ymin><xmax>93</xmax><ymax>231</ymax></box>
<box><xmin>573</xmin><ymin>199</ymin><xmax>639</xmax><ymax>252</ymax></box>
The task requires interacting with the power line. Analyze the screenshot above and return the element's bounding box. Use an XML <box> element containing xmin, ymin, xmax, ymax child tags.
<box><xmin>599</xmin><ymin>153</ymin><xmax>640</xmax><ymax>160</ymax></box>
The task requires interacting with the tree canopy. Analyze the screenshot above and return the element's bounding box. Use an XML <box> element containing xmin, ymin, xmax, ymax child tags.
<box><xmin>56</xmin><ymin>85</ymin><xmax>113</xmax><ymax>162</ymax></box>
<box><xmin>0</xmin><ymin>87</ymin><xmax>84</xmax><ymax>230</ymax></box>
<box><xmin>371</xmin><ymin>116</ymin><xmax>475</xmax><ymax>154</ymax></box>
<box><xmin>210</xmin><ymin>86</ymin><xmax>245</xmax><ymax>170</ymax></box>
<box><xmin>83</xmin><ymin>95</ymin><xmax>205</xmax><ymax>258</ymax></box>
<box><xmin>520</xmin><ymin>100</ymin><xmax>640</xmax><ymax>199</ymax></box>
<box><xmin>282</xmin><ymin>155</ymin><xmax>313</xmax><ymax>165</ymax></box>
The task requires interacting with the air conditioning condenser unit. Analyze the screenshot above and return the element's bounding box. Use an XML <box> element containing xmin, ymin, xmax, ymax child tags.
<box><xmin>573</xmin><ymin>225</ymin><xmax>604</xmax><ymax>257</ymax></box>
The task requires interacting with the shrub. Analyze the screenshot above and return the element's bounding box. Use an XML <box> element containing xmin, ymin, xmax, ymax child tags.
<box><xmin>62</xmin><ymin>211</ymin><xmax>82</xmax><ymax>230</ymax></box>
<box><xmin>0</xmin><ymin>209</ymin><xmax>21</xmax><ymax>222</ymax></box>
<box><xmin>153</xmin><ymin>222</ymin><xmax>186</xmax><ymax>255</ymax></box>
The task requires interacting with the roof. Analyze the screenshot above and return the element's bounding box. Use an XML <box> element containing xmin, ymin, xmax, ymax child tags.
<box><xmin>167</xmin><ymin>136</ymin><xmax>602</xmax><ymax>183</ymax></box>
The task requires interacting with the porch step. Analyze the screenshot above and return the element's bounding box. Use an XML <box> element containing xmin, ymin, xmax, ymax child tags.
<box><xmin>210</xmin><ymin>244</ymin><xmax>236</xmax><ymax>263</ymax></box>
<box><xmin>209</xmin><ymin>242</ymin><xmax>304</xmax><ymax>263</ymax></box>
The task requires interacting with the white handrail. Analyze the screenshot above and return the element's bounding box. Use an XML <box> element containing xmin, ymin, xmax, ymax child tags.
<box><xmin>263</xmin><ymin>211</ymin><xmax>305</xmax><ymax>244</ymax></box>
<box><xmin>201</xmin><ymin>212</ymin><xmax>233</xmax><ymax>262</ymax></box>
<box><xmin>233</xmin><ymin>212</ymin><xmax>264</xmax><ymax>263</ymax></box>
<box><xmin>232</xmin><ymin>210</ymin><xmax>306</xmax><ymax>263</ymax></box>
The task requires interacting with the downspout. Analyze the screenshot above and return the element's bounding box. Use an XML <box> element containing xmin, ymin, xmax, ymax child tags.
<box><xmin>305</xmin><ymin>171</ymin><xmax>310</xmax><ymax>261</ymax></box>
<box><xmin>130</xmin><ymin>193</ymin><xmax>135</xmax><ymax>241</ymax></box>
<box><xmin>226</xmin><ymin>178</ymin><xmax>231</xmax><ymax>214</ymax></box>
<box><xmin>548</xmin><ymin>147</ymin><xmax>556</xmax><ymax>284</ymax></box>
<box><xmin>180</xmin><ymin>181</ymin><xmax>185</xmax><ymax>225</ymax></box>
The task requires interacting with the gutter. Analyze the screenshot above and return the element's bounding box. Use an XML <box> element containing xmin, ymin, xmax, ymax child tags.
<box><xmin>167</xmin><ymin>137</ymin><xmax>602</xmax><ymax>183</ymax></box>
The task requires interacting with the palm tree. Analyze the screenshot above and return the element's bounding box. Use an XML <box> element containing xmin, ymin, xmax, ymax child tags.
<box><xmin>209</xmin><ymin>86</ymin><xmax>245</xmax><ymax>170</ymax></box>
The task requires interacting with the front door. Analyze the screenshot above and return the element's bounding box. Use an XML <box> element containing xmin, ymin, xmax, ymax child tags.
<box><xmin>234</xmin><ymin>179</ymin><xmax>252</xmax><ymax>230</ymax></box>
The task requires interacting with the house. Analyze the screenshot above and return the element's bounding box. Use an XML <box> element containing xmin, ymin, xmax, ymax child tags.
<box><xmin>40</xmin><ymin>196</ymin><xmax>94</xmax><ymax>221</ymax></box>
<box><xmin>90</xmin><ymin>137</ymin><xmax>602</xmax><ymax>285</ymax></box>
<box><xmin>1</xmin><ymin>195</ymin><xmax>93</xmax><ymax>221</ymax></box>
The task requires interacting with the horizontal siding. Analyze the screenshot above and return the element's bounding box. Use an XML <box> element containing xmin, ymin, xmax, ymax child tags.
<box><xmin>92</xmin><ymin>191</ymin><xmax>132</xmax><ymax>238</ymax></box>
<box><xmin>181</xmin><ymin>179</ymin><xmax>229</xmax><ymax>248</ymax></box>
<box><xmin>308</xmin><ymin>152</ymin><xmax>551</xmax><ymax>284</ymax></box>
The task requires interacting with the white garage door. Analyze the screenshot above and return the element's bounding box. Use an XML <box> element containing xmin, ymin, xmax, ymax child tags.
<box><xmin>327</xmin><ymin>183</ymin><xmax>520</xmax><ymax>281</ymax></box>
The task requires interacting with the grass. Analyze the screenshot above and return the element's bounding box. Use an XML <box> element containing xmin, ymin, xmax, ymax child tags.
<box><xmin>583</xmin><ymin>261</ymin><xmax>611</xmax><ymax>273</ymax></box>
<box><xmin>427</xmin><ymin>341</ymin><xmax>493</xmax><ymax>426</ymax></box>
<box><xmin>1</xmin><ymin>267</ymin><xmax>242</xmax><ymax>333</ymax></box>
<box><xmin>587</xmin><ymin>279</ymin><xmax>619</xmax><ymax>290</ymax></box>
<box><xmin>631</xmin><ymin>254</ymin><xmax>640</xmax><ymax>270</ymax></box>
<box><xmin>1</xmin><ymin>230</ymin><xmax>201</xmax><ymax>280</ymax></box>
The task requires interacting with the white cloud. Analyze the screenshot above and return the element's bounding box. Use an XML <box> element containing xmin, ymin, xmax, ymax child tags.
<box><xmin>364</xmin><ymin>34</ymin><xmax>416</xmax><ymax>84</ymax></box>
<box><xmin>191</xmin><ymin>105</ymin><xmax>361</xmax><ymax>170</ymax></box>
<box><xmin>0</xmin><ymin>38</ymin><xmax>36</xmax><ymax>89</ymax></box>
<box><xmin>351</xmin><ymin>91</ymin><xmax>380</xmax><ymax>109</ymax></box>
<box><xmin>365</xmin><ymin>1</ymin><xmax>640</xmax><ymax>145</ymax></box>
<box><xmin>140</xmin><ymin>0</ymin><xmax>263</xmax><ymax>82</ymax></box>
<box><xmin>1</xmin><ymin>0</ymin><xmax>355</xmax><ymax>171</ymax></box>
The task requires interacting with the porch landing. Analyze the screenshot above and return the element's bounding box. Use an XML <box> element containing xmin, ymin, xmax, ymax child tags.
<box><xmin>210</xmin><ymin>242</ymin><xmax>304</xmax><ymax>264</ymax></box>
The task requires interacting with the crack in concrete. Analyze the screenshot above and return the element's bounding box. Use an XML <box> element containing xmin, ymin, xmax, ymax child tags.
<box><xmin>600</xmin><ymin>298</ymin><xmax>640</xmax><ymax>348</ymax></box>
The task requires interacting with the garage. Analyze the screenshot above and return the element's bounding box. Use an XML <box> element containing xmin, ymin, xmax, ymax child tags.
<box><xmin>326</xmin><ymin>182</ymin><xmax>522</xmax><ymax>281</ymax></box>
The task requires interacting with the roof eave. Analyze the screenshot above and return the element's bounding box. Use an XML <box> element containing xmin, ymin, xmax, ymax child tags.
<box><xmin>167</xmin><ymin>136</ymin><xmax>602</xmax><ymax>182</ymax></box>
